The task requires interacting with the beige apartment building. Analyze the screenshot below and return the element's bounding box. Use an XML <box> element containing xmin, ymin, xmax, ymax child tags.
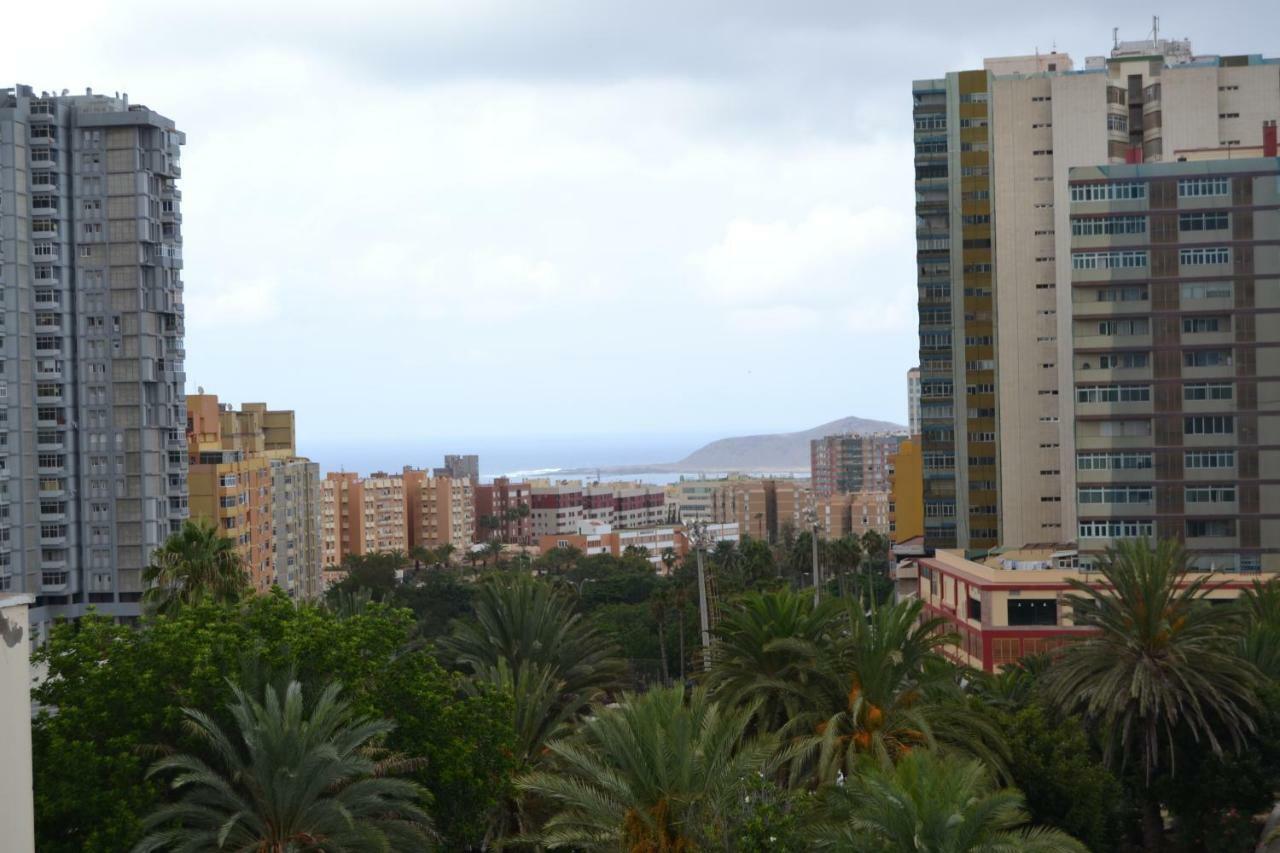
<box><xmin>709</xmin><ymin>477</ymin><xmax>813</xmax><ymax>542</ymax></box>
<box><xmin>915</xmin><ymin>37</ymin><xmax>1280</xmax><ymax>551</ymax></box>
<box><xmin>320</xmin><ymin>471</ymin><xmax>407</xmax><ymax>568</ymax></box>
<box><xmin>1069</xmin><ymin>153</ymin><xmax>1280</xmax><ymax>571</ymax></box>
<box><xmin>361</xmin><ymin>474</ymin><xmax>406</xmax><ymax>554</ymax></box>
<box><xmin>405</xmin><ymin>467</ymin><xmax>475</xmax><ymax>553</ymax></box>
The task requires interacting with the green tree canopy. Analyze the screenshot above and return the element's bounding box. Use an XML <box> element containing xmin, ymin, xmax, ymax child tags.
<box><xmin>133</xmin><ymin>680</ymin><xmax>435</xmax><ymax>852</ymax></box>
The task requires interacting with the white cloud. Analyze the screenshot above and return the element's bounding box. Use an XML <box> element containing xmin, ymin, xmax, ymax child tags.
<box><xmin>184</xmin><ymin>278</ymin><xmax>282</xmax><ymax>328</ymax></box>
<box><xmin>696</xmin><ymin>205</ymin><xmax>911</xmax><ymax>307</ymax></box>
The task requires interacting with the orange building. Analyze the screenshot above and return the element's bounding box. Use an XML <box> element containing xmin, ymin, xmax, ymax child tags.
<box><xmin>320</xmin><ymin>471</ymin><xmax>408</xmax><ymax>577</ymax></box>
<box><xmin>404</xmin><ymin>467</ymin><xmax>475</xmax><ymax>554</ymax></box>
<box><xmin>321</xmin><ymin>472</ymin><xmax>362</xmax><ymax>569</ymax></box>
<box><xmin>710</xmin><ymin>477</ymin><xmax>813</xmax><ymax>542</ymax></box>
<box><xmin>186</xmin><ymin>396</ymin><xmax>282</xmax><ymax>594</ymax></box>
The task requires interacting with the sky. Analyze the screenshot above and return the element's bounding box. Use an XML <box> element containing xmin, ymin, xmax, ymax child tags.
<box><xmin>5</xmin><ymin>1</ymin><xmax>1278</xmax><ymax>459</ymax></box>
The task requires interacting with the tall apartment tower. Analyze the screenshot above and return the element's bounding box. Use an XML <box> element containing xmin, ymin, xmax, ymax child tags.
<box><xmin>810</xmin><ymin>433</ymin><xmax>907</xmax><ymax>497</ymax></box>
<box><xmin>914</xmin><ymin>40</ymin><xmax>1280</xmax><ymax>551</ymax></box>
<box><xmin>907</xmin><ymin>366</ymin><xmax>921</xmax><ymax>435</ymax></box>
<box><xmin>1</xmin><ymin>86</ymin><xmax>187</xmax><ymax>632</ymax></box>
<box><xmin>1070</xmin><ymin>153</ymin><xmax>1280</xmax><ymax>571</ymax></box>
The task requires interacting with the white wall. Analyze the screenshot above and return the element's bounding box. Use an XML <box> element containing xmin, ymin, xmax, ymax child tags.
<box><xmin>0</xmin><ymin>596</ymin><xmax>35</xmax><ymax>853</ymax></box>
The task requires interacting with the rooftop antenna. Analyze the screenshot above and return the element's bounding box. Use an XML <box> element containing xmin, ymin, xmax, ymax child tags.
<box><xmin>1152</xmin><ymin>15</ymin><xmax>1159</xmax><ymax>42</ymax></box>
<box><xmin>1113</xmin><ymin>27</ymin><xmax>1119</xmax><ymax>50</ymax></box>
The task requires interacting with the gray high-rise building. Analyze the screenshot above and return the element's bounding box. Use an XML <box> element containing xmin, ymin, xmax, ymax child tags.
<box><xmin>434</xmin><ymin>453</ymin><xmax>479</xmax><ymax>482</ymax></box>
<box><xmin>0</xmin><ymin>85</ymin><xmax>187</xmax><ymax>635</ymax></box>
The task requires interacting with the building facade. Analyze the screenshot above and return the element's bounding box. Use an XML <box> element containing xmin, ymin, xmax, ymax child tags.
<box><xmin>0</xmin><ymin>593</ymin><xmax>35</xmax><ymax>851</ymax></box>
<box><xmin>810</xmin><ymin>432</ymin><xmax>906</xmax><ymax>498</ymax></box>
<box><xmin>530</xmin><ymin>480</ymin><xmax>665</xmax><ymax>537</ymax></box>
<box><xmin>1</xmin><ymin>85</ymin><xmax>187</xmax><ymax>632</ymax></box>
<box><xmin>909</xmin><ymin>547</ymin><xmax>1259</xmax><ymax>671</ymax></box>
<box><xmin>320</xmin><ymin>471</ymin><xmax>360</xmax><ymax>569</ymax></box>
<box><xmin>270</xmin><ymin>456</ymin><xmax>322</xmax><ymax>599</ymax></box>
<box><xmin>907</xmin><ymin>366</ymin><xmax>921</xmax><ymax>435</ymax></box>
<box><xmin>433</xmin><ymin>453</ymin><xmax>479</xmax><ymax>481</ymax></box>
<box><xmin>914</xmin><ymin>40</ymin><xmax>1280</xmax><ymax>552</ymax></box>
<box><xmin>418</xmin><ymin>473</ymin><xmax>475</xmax><ymax>553</ymax></box>
<box><xmin>186</xmin><ymin>394</ymin><xmax>321</xmax><ymax>598</ymax></box>
<box><xmin>1069</xmin><ymin>154</ymin><xmax>1280</xmax><ymax>571</ymax></box>
<box><xmin>888</xmin><ymin>436</ymin><xmax>925</xmax><ymax>544</ymax></box>
<box><xmin>473</xmin><ymin>476</ymin><xmax>533</xmax><ymax>544</ymax></box>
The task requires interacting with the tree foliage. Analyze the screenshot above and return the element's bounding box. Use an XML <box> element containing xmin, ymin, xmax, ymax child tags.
<box><xmin>32</xmin><ymin>592</ymin><xmax>515</xmax><ymax>851</ymax></box>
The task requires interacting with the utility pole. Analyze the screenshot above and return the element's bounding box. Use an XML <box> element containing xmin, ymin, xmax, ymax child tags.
<box><xmin>689</xmin><ymin>520</ymin><xmax>713</xmax><ymax>671</ymax></box>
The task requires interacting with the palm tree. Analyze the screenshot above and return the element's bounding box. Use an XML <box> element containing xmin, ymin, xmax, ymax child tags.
<box><xmin>133</xmin><ymin>680</ymin><xmax>435</xmax><ymax>852</ymax></box>
<box><xmin>443</xmin><ymin>576</ymin><xmax>624</xmax><ymax>842</ymax></box>
<box><xmin>659</xmin><ymin>547</ymin><xmax>678</xmax><ymax>576</ymax></box>
<box><xmin>708</xmin><ymin>587</ymin><xmax>839</xmax><ymax>733</ymax></box>
<box><xmin>517</xmin><ymin>685</ymin><xmax>781</xmax><ymax>850</ymax></box>
<box><xmin>484</xmin><ymin>538</ymin><xmax>505</xmax><ymax>568</ymax></box>
<box><xmin>143</xmin><ymin>519</ymin><xmax>248</xmax><ymax>614</ymax></box>
<box><xmin>434</xmin><ymin>542</ymin><xmax>456</xmax><ymax>567</ymax></box>
<box><xmin>1042</xmin><ymin>539</ymin><xmax>1263</xmax><ymax>852</ymax></box>
<box><xmin>812</xmin><ymin>749</ymin><xmax>1086</xmax><ymax>852</ymax></box>
<box><xmin>441</xmin><ymin>574</ymin><xmax>623</xmax><ymax>703</ymax></box>
<box><xmin>785</xmin><ymin>598</ymin><xmax>989</xmax><ymax>784</ymax></box>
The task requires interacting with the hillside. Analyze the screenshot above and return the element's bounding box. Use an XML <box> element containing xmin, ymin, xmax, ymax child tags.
<box><xmin>670</xmin><ymin>415</ymin><xmax>906</xmax><ymax>472</ymax></box>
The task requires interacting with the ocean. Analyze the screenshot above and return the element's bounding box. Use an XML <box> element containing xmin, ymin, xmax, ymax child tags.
<box><xmin>300</xmin><ymin>433</ymin><xmax>807</xmax><ymax>484</ymax></box>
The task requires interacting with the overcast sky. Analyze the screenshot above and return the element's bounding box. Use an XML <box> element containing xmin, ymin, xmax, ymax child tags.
<box><xmin>6</xmin><ymin>1</ymin><xmax>1276</xmax><ymax>449</ymax></box>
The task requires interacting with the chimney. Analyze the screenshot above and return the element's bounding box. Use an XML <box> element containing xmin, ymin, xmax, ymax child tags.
<box><xmin>1264</xmin><ymin>120</ymin><xmax>1277</xmax><ymax>158</ymax></box>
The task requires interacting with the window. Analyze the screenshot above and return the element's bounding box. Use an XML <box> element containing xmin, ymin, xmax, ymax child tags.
<box><xmin>1183</xmin><ymin>349</ymin><xmax>1232</xmax><ymax>367</ymax></box>
<box><xmin>1180</xmin><ymin>247</ymin><xmax>1230</xmax><ymax>266</ymax></box>
<box><xmin>1008</xmin><ymin>599</ymin><xmax>1058</xmax><ymax>627</ymax></box>
<box><xmin>1072</xmin><ymin>215</ymin><xmax>1146</xmax><ymax>236</ymax></box>
<box><xmin>1183</xmin><ymin>316</ymin><xmax>1228</xmax><ymax>334</ymax></box>
<box><xmin>1185</xmin><ymin>485</ymin><xmax>1236</xmax><ymax>503</ymax></box>
<box><xmin>1184</xmin><ymin>415</ymin><xmax>1234</xmax><ymax>435</ymax></box>
<box><xmin>1076</xmin><ymin>452</ymin><xmax>1153</xmax><ymax>471</ymax></box>
<box><xmin>1185</xmin><ymin>450</ymin><xmax>1235</xmax><ymax>469</ymax></box>
<box><xmin>1184</xmin><ymin>382</ymin><xmax>1233</xmax><ymax>401</ymax></box>
<box><xmin>1076</xmin><ymin>384</ymin><xmax>1150</xmax><ymax>403</ymax></box>
<box><xmin>1070</xmin><ymin>181</ymin><xmax>1146</xmax><ymax>202</ymax></box>
<box><xmin>959</xmin><ymin>92</ymin><xmax>989</xmax><ymax>104</ymax></box>
<box><xmin>1095</xmin><ymin>352</ymin><xmax>1149</xmax><ymax>369</ymax></box>
<box><xmin>1181</xmin><ymin>282</ymin><xmax>1233</xmax><ymax>300</ymax></box>
<box><xmin>1097</xmin><ymin>318</ymin><xmax>1149</xmax><ymax>336</ymax></box>
<box><xmin>1078</xmin><ymin>519</ymin><xmax>1155</xmax><ymax>539</ymax></box>
<box><xmin>967</xmin><ymin>597</ymin><xmax>982</xmax><ymax>621</ymax></box>
<box><xmin>914</xmin><ymin>114</ymin><xmax>946</xmax><ymax>130</ymax></box>
<box><xmin>1072</xmin><ymin>251</ymin><xmax>1148</xmax><ymax>270</ymax></box>
<box><xmin>1187</xmin><ymin>519</ymin><xmax>1235</xmax><ymax>538</ymax></box>
<box><xmin>1179</xmin><ymin>211</ymin><xmax>1229</xmax><ymax>231</ymax></box>
<box><xmin>1178</xmin><ymin>177</ymin><xmax>1229</xmax><ymax>197</ymax></box>
<box><xmin>1078</xmin><ymin>486</ymin><xmax>1153</xmax><ymax>504</ymax></box>
<box><xmin>1092</xmin><ymin>286</ymin><xmax>1148</xmax><ymax>302</ymax></box>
